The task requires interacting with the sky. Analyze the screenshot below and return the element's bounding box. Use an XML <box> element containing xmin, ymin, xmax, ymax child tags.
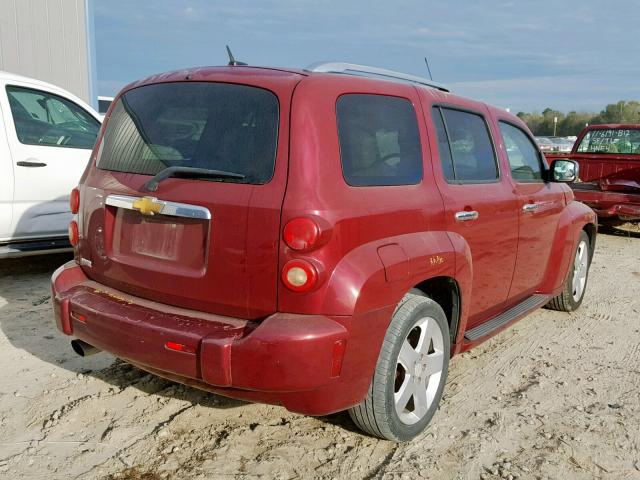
<box><xmin>94</xmin><ymin>0</ymin><xmax>640</xmax><ymax>113</ymax></box>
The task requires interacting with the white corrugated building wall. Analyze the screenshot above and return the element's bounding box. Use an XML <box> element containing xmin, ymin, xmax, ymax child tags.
<box><xmin>0</xmin><ymin>0</ymin><xmax>97</xmax><ymax>108</ymax></box>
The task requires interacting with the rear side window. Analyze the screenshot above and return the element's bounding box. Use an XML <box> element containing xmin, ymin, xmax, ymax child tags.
<box><xmin>337</xmin><ymin>94</ymin><xmax>422</xmax><ymax>186</ymax></box>
<box><xmin>97</xmin><ymin>82</ymin><xmax>279</xmax><ymax>184</ymax></box>
<box><xmin>432</xmin><ymin>107</ymin><xmax>498</xmax><ymax>182</ymax></box>
<box><xmin>6</xmin><ymin>85</ymin><xmax>100</xmax><ymax>149</ymax></box>
<box><xmin>498</xmin><ymin>122</ymin><xmax>543</xmax><ymax>181</ymax></box>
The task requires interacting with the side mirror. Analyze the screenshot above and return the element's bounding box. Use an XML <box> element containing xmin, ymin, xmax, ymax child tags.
<box><xmin>549</xmin><ymin>159</ymin><xmax>578</xmax><ymax>183</ymax></box>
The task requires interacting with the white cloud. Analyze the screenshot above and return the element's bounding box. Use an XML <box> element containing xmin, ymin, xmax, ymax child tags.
<box><xmin>94</xmin><ymin>0</ymin><xmax>640</xmax><ymax>110</ymax></box>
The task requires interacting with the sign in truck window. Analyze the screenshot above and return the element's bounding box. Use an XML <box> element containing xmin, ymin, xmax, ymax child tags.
<box><xmin>576</xmin><ymin>128</ymin><xmax>640</xmax><ymax>154</ymax></box>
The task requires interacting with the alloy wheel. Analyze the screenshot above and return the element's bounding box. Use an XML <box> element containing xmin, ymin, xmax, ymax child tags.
<box><xmin>394</xmin><ymin>316</ymin><xmax>445</xmax><ymax>425</ymax></box>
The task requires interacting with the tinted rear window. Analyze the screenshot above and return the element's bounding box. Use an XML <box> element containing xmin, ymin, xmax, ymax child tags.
<box><xmin>97</xmin><ymin>82</ymin><xmax>279</xmax><ymax>184</ymax></box>
<box><xmin>336</xmin><ymin>94</ymin><xmax>422</xmax><ymax>186</ymax></box>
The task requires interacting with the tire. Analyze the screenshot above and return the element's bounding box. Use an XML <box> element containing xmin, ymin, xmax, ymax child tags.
<box><xmin>349</xmin><ymin>294</ymin><xmax>450</xmax><ymax>441</ymax></box>
<box><xmin>546</xmin><ymin>230</ymin><xmax>591</xmax><ymax>312</ymax></box>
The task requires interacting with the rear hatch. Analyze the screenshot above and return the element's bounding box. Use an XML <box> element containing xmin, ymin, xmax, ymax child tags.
<box><xmin>78</xmin><ymin>71</ymin><xmax>302</xmax><ymax>319</ymax></box>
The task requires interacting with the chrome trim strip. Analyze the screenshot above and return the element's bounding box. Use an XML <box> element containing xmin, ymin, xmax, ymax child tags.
<box><xmin>105</xmin><ymin>194</ymin><xmax>211</xmax><ymax>220</ymax></box>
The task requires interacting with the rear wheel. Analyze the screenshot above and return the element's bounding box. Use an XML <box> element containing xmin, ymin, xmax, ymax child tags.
<box><xmin>349</xmin><ymin>294</ymin><xmax>450</xmax><ymax>441</ymax></box>
<box><xmin>546</xmin><ymin>230</ymin><xmax>591</xmax><ymax>312</ymax></box>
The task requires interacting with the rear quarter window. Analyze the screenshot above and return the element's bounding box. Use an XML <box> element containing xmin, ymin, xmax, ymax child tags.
<box><xmin>336</xmin><ymin>94</ymin><xmax>422</xmax><ymax>186</ymax></box>
<box><xmin>96</xmin><ymin>82</ymin><xmax>279</xmax><ymax>184</ymax></box>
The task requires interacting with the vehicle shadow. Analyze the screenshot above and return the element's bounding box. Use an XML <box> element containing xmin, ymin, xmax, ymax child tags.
<box><xmin>598</xmin><ymin>223</ymin><xmax>640</xmax><ymax>239</ymax></box>
<box><xmin>0</xmin><ymin>253</ymin><xmax>244</xmax><ymax>410</ymax></box>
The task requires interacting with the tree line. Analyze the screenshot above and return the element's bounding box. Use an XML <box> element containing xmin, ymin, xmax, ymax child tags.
<box><xmin>517</xmin><ymin>100</ymin><xmax>640</xmax><ymax>137</ymax></box>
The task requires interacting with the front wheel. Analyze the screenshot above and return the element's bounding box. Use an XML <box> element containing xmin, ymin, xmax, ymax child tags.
<box><xmin>546</xmin><ymin>230</ymin><xmax>591</xmax><ymax>312</ymax></box>
<box><xmin>349</xmin><ymin>294</ymin><xmax>450</xmax><ymax>441</ymax></box>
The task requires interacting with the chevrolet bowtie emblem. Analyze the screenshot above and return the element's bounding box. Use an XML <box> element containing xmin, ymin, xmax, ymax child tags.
<box><xmin>132</xmin><ymin>196</ymin><xmax>164</xmax><ymax>216</ymax></box>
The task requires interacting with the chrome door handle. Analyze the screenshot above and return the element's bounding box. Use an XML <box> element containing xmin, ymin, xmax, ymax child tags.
<box><xmin>522</xmin><ymin>203</ymin><xmax>539</xmax><ymax>213</ymax></box>
<box><xmin>455</xmin><ymin>210</ymin><xmax>479</xmax><ymax>222</ymax></box>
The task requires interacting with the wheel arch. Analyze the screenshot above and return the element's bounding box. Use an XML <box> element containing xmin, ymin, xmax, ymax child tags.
<box><xmin>321</xmin><ymin>231</ymin><xmax>470</xmax><ymax>316</ymax></box>
<box><xmin>582</xmin><ymin>221</ymin><xmax>597</xmax><ymax>263</ymax></box>
<box><xmin>411</xmin><ymin>276</ymin><xmax>461</xmax><ymax>348</ymax></box>
<box><xmin>539</xmin><ymin>200</ymin><xmax>597</xmax><ymax>295</ymax></box>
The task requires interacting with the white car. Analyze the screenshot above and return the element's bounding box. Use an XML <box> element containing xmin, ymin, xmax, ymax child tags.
<box><xmin>0</xmin><ymin>71</ymin><xmax>101</xmax><ymax>257</ymax></box>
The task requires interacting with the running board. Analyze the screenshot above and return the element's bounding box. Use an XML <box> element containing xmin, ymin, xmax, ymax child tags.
<box><xmin>464</xmin><ymin>294</ymin><xmax>550</xmax><ymax>341</ymax></box>
<box><xmin>0</xmin><ymin>238</ymin><xmax>72</xmax><ymax>259</ymax></box>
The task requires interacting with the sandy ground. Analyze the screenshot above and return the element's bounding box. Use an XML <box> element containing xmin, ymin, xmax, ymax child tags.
<box><xmin>0</xmin><ymin>227</ymin><xmax>639</xmax><ymax>480</ymax></box>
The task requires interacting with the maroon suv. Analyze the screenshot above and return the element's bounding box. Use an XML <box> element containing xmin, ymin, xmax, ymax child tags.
<box><xmin>52</xmin><ymin>63</ymin><xmax>596</xmax><ymax>441</ymax></box>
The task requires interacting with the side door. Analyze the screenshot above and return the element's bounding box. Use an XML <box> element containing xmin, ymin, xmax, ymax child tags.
<box><xmin>496</xmin><ymin>120</ymin><xmax>565</xmax><ymax>300</ymax></box>
<box><xmin>427</xmin><ymin>103</ymin><xmax>519</xmax><ymax>329</ymax></box>
<box><xmin>1</xmin><ymin>83</ymin><xmax>100</xmax><ymax>240</ymax></box>
<box><xmin>0</xmin><ymin>89</ymin><xmax>14</xmax><ymax>240</ymax></box>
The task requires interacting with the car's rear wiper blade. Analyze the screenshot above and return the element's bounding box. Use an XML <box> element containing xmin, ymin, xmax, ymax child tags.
<box><xmin>144</xmin><ymin>166</ymin><xmax>245</xmax><ymax>192</ymax></box>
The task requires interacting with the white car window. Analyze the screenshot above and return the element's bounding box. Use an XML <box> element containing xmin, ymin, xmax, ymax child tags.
<box><xmin>6</xmin><ymin>85</ymin><xmax>100</xmax><ymax>149</ymax></box>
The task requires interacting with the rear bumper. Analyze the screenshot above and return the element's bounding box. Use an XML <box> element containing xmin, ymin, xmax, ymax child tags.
<box><xmin>573</xmin><ymin>189</ymin><xmax>640</xmax><ymax>221</ymax></box>
<box><xmin>51</xmin><ymin>261</ymin><xmax>383</xmax><ymax>415</ymax></box>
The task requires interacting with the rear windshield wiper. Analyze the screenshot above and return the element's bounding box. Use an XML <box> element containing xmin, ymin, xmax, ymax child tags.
<box><xmin>144</xmin><ymin>166</ymin><xmax>246</xmax><ymax>192</ymax></box>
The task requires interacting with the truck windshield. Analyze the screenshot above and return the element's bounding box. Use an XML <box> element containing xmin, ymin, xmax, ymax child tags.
<box><xmin>96</xmin><ymin>82</ymin><xmax>279</xmax><ymax>184</ymax></box>
<box><xmin>576</xmin><ymin>128</ymin><xmax>640</xmax><ymax>154</ymax></box>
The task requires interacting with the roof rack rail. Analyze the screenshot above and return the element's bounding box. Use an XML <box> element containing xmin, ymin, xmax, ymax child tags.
<box><xmin>305</xmin><ymin>62</ymin><xmax>449</xmax><ymax>92</ymax></box>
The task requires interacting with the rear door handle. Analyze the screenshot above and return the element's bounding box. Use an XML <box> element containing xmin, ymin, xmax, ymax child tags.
<box><xmin>17</xmin><ymin>160</ymin><xmax>47</xmax><ymax>167</ymax></box>
<box><xmin>455</xmin><ymin>210</ymin><xmax>479</xmax><ymax>222</ymax></box>
<box><xmin>522</xmin><ymin>203</ymin><xmax>539</xmax><ymax>213</ymax></box>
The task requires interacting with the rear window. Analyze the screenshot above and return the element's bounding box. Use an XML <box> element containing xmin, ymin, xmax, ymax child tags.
<box><xmin>576</xmin><ymin>128</ymin><xmax>640</xmax><ymax>154</ymax></box>
<box><xmin>336</xmin><ymin>94</ymin><xmax>422</xmax><ymax>186</ymax></box>
<box><xmin>96</xmin><ymin>82</ymin><xmax>279</xmax><ymax>184</ymax></box>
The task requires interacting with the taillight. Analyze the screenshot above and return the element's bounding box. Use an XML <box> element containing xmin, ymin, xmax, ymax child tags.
<box><xmin>68</xmin><ymin>221</ymin><xmax>79</xmax><ymax>246</ymax></box>
<box><xmin>281</xmin><ymin>259</ymin><xmax>318</xmax><ymax>292</ymax></box>
<box><xmin>70</xmin><ymin>187</ymin><xmax>80</xmax><ymax>214</ymax></box>
<box><xmin>283</xmin><ymin>217</ymin><xmax>319</xmax><ymax>251</ymax></box>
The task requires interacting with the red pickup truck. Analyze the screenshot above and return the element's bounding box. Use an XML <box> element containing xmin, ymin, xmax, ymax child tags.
<box><xmin>547</xmin><ymin>124</ymin><xmax>640</xmax><ymax>225</ymax></box>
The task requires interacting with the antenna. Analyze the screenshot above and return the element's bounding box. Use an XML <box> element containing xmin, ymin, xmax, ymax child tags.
<box><xmin>424</xmin><ymin>57</ymin><xmax>433</xmax><ymax>81</ymax></box>
<box><xmin>226</xmin><ymin>45</ymin><xmax>247</xmax><ymax>66</ymax></box>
